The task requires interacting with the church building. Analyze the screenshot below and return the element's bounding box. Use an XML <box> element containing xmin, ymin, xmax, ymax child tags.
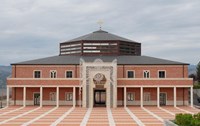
<box><xmin>7</xmin><ymin>29</ymin><xmax>193</xmax><ymax>108</ymax></box>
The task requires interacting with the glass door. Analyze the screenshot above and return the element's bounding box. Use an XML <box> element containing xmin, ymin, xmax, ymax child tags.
<box><xmin>94</xmin><ymin>90</ymin><xmax>106</xmax><ymax>106</ymax></box>
<box><xmin>34</xmin><ymin>93</ymin><xmax>40</xmax><ymax>105</ymax></box>
<box><xmin>160</xmin><ymin>93</ymin><xmax>166</xmax><ymax>106</ymax></box>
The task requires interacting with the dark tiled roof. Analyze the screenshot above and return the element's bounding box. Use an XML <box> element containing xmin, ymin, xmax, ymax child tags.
<box><xmin>61</xmin><ymin>30</ymin><xmax>139</xmax><ymax>43</ymax></box>
<box><xmin>12</xmin><ymin>55</ymin><xmax>188</xmax><ymax>65</ymax></box>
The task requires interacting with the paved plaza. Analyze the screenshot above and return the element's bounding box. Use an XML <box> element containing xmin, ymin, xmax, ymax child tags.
<box><xmin>0</xmin><ymin>106</ymin><xmax>200</xmax><ymax>126</ymax></box>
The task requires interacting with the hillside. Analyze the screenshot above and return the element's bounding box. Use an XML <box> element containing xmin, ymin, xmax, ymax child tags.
<box><xmin>0</xmin><ymin>66</ymin><xmax>11</xmax><ymax>87</ymax></box>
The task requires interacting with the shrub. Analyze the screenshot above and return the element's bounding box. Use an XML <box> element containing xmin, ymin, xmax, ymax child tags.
<box><xmin>193</xmin><ymin>113</ymin><xmax>200</xmax><ymax>120</ymax></box>
<box><xmin>175</xmin><ymin>113</ymin><xmax>193</xmax><ymax>126</ymax></box>
<box><xmin>191</xmin><ymin>119</ymin><xmax>200</xmax><ymax>126</ymax></box>
<box><xmin>175</xmin><ymin>113</ymin><xmax>200</xmax><ymax>126</ymax></box>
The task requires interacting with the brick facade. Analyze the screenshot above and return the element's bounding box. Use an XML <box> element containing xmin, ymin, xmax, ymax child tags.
<box><xmin>7</xmin><ymin>64</ymin><xmax>192</xmax><ymax>107</ymax></box>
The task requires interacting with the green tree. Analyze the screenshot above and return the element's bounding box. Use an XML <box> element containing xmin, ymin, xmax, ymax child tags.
<box><xmin>189</xmin><ymin>73</ymin><xmax>196</xmax><ymax>83</ymax></box>
<box><xmin>197</xmin><ymin>62</ymin><xmax>200</xmax><ymax>83</ymax></box>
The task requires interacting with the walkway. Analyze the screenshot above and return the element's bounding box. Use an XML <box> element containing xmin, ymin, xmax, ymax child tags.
<box><xmin>0</xmin><ymin>106</ymin><xmax>199</xmax><ymax>126</ymax></box>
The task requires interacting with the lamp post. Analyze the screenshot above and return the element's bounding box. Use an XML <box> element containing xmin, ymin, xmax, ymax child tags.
<box><xmin>0</xmin><ymin>80</ymin><xmax>3</xmax><ymax>108</ymax></box>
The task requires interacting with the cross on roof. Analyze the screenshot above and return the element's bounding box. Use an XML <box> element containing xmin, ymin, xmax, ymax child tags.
<box><xmin>97</xmin><ymin>20</ymin><xmax>104</xmax><ymax>30</ymax></box>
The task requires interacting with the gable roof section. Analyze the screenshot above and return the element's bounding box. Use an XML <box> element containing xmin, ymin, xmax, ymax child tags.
<box><xmin>12</xmin><ymin>55</ymin><xmax>188</xmax><ymax>65</ymax></box>
<box><xmin>61</xmin><ymin>30</ymin><xmax>139</xmax><ymax>43</ymax></box>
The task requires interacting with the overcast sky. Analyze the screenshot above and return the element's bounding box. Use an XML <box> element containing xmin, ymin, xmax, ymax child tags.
<box><xmin>0</xmin><ymin>0</ymin><xmax>200</xmax><ymax>65</ymax></box>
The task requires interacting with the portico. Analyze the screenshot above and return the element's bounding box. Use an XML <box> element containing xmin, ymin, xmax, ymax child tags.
<box><xmin>122</xmin><ymin>86</ymin><xmax>193</xmax><ymax>107</ymax></box>
<box><xmin>80</xmin><ymin>58</ymin><xmax>117</xmax><ymax>108</ymax></box>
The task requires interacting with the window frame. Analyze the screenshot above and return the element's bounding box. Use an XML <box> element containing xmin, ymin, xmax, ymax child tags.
<box><xmin>65</xmin><ymin>92</ymin><xmax>73</xmax><ymax>101</ymax></box>
<box><xmin>127</xmin><ymin>92</ymin><xmax>135</xmax><ymax>101</ymax></box>
<box><xmin>143</xmin><ymin>70</ymin><xmax>150</xmax><ymax>78</ymax></box>
<box><xmin>50</xmin><ymin>70</ymin><xmax>57</xmax><ymax>78</ymax></box>
<box><xmin>158</xmin><ymin>70</ymin><xmax>166</xmax><ymax>78</ymax></box>
<box><xmin>144</xmin><ymin>92</ymin><xmax>151</xmax><ymax>101</ymax></box>
<box><xmin>49</xmin><ymin>92</ymin><xmax>56</xmax><ymax>101</ymax></box>
<box><xmin>127</xmin><ymin>70</ymin><xmax>135</xmax><ymax>78</ymax></box>
<box><xmin>65</xmin><ymin>70</ymin><xmax>73</xmax><ymax>78</ymax></box>
<box><xmin>33</xmin><ymin>70</ymin><xmax>42</xmax><ymax>78</ymax></box>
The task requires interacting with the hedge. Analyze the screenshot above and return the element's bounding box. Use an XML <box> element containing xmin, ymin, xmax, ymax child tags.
<box><xmin>175</xmin><ymin>113</ymin><xmax>200</xmax><ymax>126</ymax></box>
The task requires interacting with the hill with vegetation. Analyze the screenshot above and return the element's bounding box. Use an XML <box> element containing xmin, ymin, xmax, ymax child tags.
<box><xmin>0</xmin><ymin>66</ymin><xmax>11</xmax><ymax>90</ymax></box>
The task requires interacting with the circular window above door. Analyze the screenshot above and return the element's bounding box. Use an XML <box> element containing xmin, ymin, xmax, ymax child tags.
<box><xmin>93</xmin><ymin>73</ymin><xmax>106</xmax><ymax>85</ymax></box>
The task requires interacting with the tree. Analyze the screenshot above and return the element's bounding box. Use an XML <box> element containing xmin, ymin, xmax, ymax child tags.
<box><xmin>197</xmin><ymin>62</ymin><xmax>200</xmax><ymax>83</ymax></box>
<box><xmin>189</xmin><ymin>74</ymin><xmax>196</xmax><ymax>83</ymax></box>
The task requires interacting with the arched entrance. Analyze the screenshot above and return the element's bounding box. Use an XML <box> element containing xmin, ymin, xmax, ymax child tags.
<box><xmin>80</xmin><ymin>58</ymin><xmax>117</xmax><ymax>108</ymax></box>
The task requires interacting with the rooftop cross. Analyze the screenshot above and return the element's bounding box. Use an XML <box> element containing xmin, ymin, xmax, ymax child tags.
<box><xmin>97</xmin><ymin>20</ymin><xmax>104</xmax><ymax>30</ymax></box>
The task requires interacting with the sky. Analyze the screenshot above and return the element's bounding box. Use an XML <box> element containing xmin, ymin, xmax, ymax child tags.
<box><xmin>0</xmin><ymin>0</ymin><xmax>200</xmax><ymax>65</ymax></box>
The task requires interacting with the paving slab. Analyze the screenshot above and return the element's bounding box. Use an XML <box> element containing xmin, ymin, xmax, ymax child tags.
<box><xmin>161</xmin><ymin>106</ymin><xmax>188</xmax><ymax>114</ymax></box>
<box><xmin>128</xmin><ymin>107</ymin><xmax>163</xmax><ymax>126</ymax></box>
<box><xmin>177</xmin><ymin>106</ymin><xmax>200</xmax><ymax>114</ymax></box>
<box><xmin>112</xmin><ymin>108</ymin><xmax>138</xmax><ymax>126</ymax></box>
<box><xmin>144</xmin><ymin>106</ymin><xmax>174</xmax><ymax>120</ymax></box>
<box><xmin>0</xmin><ymin>105</ymin><xmax>199</xmax><ymax>126</ymax></box>
<box><xmin>30</xmin><ymin>106</ymin><xmax>71</xmax><ymax>126</ymax></box>
<box><xmin>87</xmin><ymin>108</ymin><xmax>109</xmax><ymax>125</ymax></box>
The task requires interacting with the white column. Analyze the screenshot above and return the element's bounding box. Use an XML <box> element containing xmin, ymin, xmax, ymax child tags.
<box><xmin>174</xmin><ymin>87</ymin><xmax>176</xmax><ymax>107</ymax></box>
<box><xmin>73</xmin><ymin>87</ymin><xmax>76</xmax><ymax>107</ymax></box>
<box><xmin>124</xmin><ymin>87</ymin><xmax>127</xmax><ymax>107</ymax></box>
<box><xmin>40</xmin><ymin>87</ymin><xmax>43</xmax><ymax>107</ymax></box>
<box><xmin>79</xmin><ymin>87</ymin><xmax>81</xmax><ymax>107</ymax></box>
<box><xmin>78</xmin><ymin>87</ymin><xmax>81</xmax><ymax>107</ymax></box>
<box><xmin>23</xmin><ymin>87</ymin><xmax>26</xmax><ymax>107</ymax></box>
<box><xmin>190</xmin><ymin>86</ymin><xmax>193</xmax><ymax>107</ymax></box>
<box><xmin>6</xmin><ymin>87</ymin><xmax>9</xmax><ymax>107</ymax></box>
<box><xmin>140</xmin><ymin>87</ymin><xmax>143</xmax><ymax>107</ymax></box>
<box><xmin>157</xmin><ymin>87</ymin><xmax>160</xmax><ymax>107</ymax></box>
<box><xmin>56</xmin><ymin>87</ymin><xmax>59</xmax><ymax>107</ymax></box>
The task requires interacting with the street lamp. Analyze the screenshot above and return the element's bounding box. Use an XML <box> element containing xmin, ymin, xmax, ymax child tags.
<box><xmin>0</xmin><ymin>80</ymin><xmax>3</xmax><ymax>108</ymax></box>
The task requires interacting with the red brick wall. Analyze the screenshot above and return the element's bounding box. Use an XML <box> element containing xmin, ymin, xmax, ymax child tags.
<box><xmin>143</xmin><ymin>88</ymin><xmax>157</xmax><ymax>100</ymax></box>
<box><xmin>117</xmin><ymin>67</ymin><xmax>124</xmax><ymax>78</ymax></box>
<box><xmin>59</xmin><ymin>87</ymin><xmax>73</xmax><ymax>100</ymax></box>
<box><xmin>12</xmin><ymin>66</ymin><xmax>16</xmax><ymax>78</ymax></box>
<box><xmin>160</xmin><ymin>88</ymin><xmax>173</xmax><ymax>100</ymax></box>
<box><xmin>26</xmin><ymin>87</ymin><xmax>40</xmax><ymax>100</ymax></box>
<box><xmin>76</xmin><ymin>87</ymin><xmax>80</xmax><ymax>100</ymax></box>
<box><xmin>12</xmin><ymin>64</ymin><xmax>188</xmax><ymax>79</ymax></box>
<box><xmin>12</xmin><ymin>65</ymin><xmax>80</xmax><ymax>78</ymax></box>
<box><xmin>118</xmin><ymin>65</ymin><xmax>188</xmax><ymax>78</ymax></box>
<box><xmin>7</xmin><ymin>79</ymin><xmax>80</xmax><ymax>86</ymax></box>
<box><xmin>43</xmin><ymin>88</ymin><xmax>56</xmax><ymax>100</ymax></box>
<box><xmin>127</xmin><ymin>88</ymin><xmax>141</xmax><ymax>100</ymax></box>
<box><xmin>117</xmin><ymin>88</ymin><xmax>123</xmax><ymax>100</ymax></box>
<box><xmin>13</xmin><ymin>87</ymin><xmax>23</xmax><ymax>100</ymax></box>
<box><xmin>177</xmin><ymin>88</ymin><xmax>189</xmax><ymax>101</ymax></box>
<box><xmin>118</xmin><ymin>79</ymin><xmax>192</xmax><ymax>86</ymax></box>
